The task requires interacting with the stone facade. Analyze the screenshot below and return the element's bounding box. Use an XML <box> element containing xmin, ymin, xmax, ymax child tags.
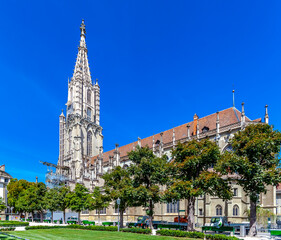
<box><xmin>59</xmin><ymin>20</ymin><xmax>276</xmax><ymax>225</ymax></box>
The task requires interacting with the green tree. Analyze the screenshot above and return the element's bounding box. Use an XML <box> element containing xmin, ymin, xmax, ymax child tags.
<box><xmin>217</xmin><ymin>124</ymin><xmax>281</xmax><ymax>236</ymax></box>
<box><xmin>44</xmin><ymin>188</ymin><xmax>60</xmax><ymax>223</ymax></box>
<box><xmin>127</xmin><ymin>146</ymin><xmax>169</xmax><ymax>229</ymax></box>
<box><xmin>165</xmin><ymin>139</ymin><xmax>232</xmax><ymax>231</ymax></box>
<box><xmin>103</xmin><ymin>166</ymin><xmax>133</xmax><ymax>228</ymax></box>
<box><xmin>7</xmin><ymin>179</ymin><xmax>31</xmax><ymax>214</ymax></box>
<box><xmin>66</xmin><ymin>183</ymin><xmax>89</xmax><ymax>224</ymax></box>
<box><xmin>57</xmin><ymin>186</ymin><xmax>71</xmax><ymax>224</ymax></box>
<box><xmin>87</xmin><ymin>186</ymin><xmax>109</xmax><ymax>224</ymax></box>
<box><xmin>0</xmin><ymin>197</ymin><xmax>6</xmax><ymax>212</ymax></box>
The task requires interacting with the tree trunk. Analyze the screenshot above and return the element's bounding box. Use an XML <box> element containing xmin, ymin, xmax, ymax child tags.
<box><xmin>25</xmin><ymin>212</ymin><xmax>27</xmax><ymax>221</ymax></box>
<box><xmin>249</xmin><ymin>200</ymin><xmax>257</xmax><ymax>236</ymax></box>
<box><xmin>148</xmin><ymin>199</ymin><xmax>153</xmax><ymax>229</ymax></box>
<box><xmin>98</xmin><ymin>212</ymin><xmax>100</xmax><ymax>225</ymax></box>
<box><xmin>31</xmin><ymin>212</ymin><xmax>34</xmax><ymax>222</ymax></box>
<box><xmin>40</xmin><ymin>212</ymin><xmax>43</xmax><ymax>222</ymax></box>
<box><xmin>187</xmin><ymin>196</ymin><xmax>196</xmax><ymax>231</ymax></box>
<box><xmin>63</xmin><ymin>210</ymin><xmax>66</xmax><ymax>224</ymax></box>
<box><xmin>78</xmin><ymin>211</ymin><xmax>81</xmax><ymax>225</ymax></box>
<box><xmin>120</xmin><ymin>210</ymin><xmax>124</xmax><ymax>228</ymax></box>
<box><xmin>51</xmin><ymin>211</ymin><xmax>54</xmax><ymax>223</ymax></box>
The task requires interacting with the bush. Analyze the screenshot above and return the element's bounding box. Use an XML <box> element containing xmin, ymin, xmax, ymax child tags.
<box><xmin>121</xmin><ymin>227</ymin><xmax>151</xmax><ymax>234</ymax></box>
<box><xmin>26</xmin><ymin>226</ymin><xmax>66</xmax><ymax>230</ymax></box>
<box><xmin>0</xmin><ymin>221</ymin><xmax>29</xmax><ymax>227</ymax></box>
<box><xmin>0</xmin><ymin>227</ymin><xmax>15</xmax><ymax>231</ymax></box>
<box><xmin>156</xmin><ymin>229</ymin><xmax>204</xmax><ymax>238</ymax></box>
<box><xmin>205</xmin><ymin>234</ymin><xmax>239</xmax><ymax>240</ymax></box>
<box><xmin>156</xmin><ymin>229</ymin><xmax>239</xmax><ymax>240</ymax></box>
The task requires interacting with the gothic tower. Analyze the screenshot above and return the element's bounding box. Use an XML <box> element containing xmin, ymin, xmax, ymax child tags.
<box><xmin>58</xmin><ymin>20</ymin><xmax>103</xmax><ymax>187</ymax></box>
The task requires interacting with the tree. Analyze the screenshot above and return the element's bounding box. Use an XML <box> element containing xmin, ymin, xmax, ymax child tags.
<box><xmin>7</xmin><ymin>179</ymin><xmax>31</xmax><ymax>214</ymax></box>
<box><xmin>0</xmin><ymin>198</ymin><xmax>6</xmax><ymax>212</ymax></box>
<box><xmin>127</xmin><ymin>146</ymin><xmax>169</xmax><ymax>229</ymax></box>
<box><xmin>103</xmin><ymin>166</ymin><xmax>133</xmax><ymax>228</ymax></box>
<box><xmin>44</xmin><ymin>188</ymin><xmax>60</xmax><ymax>223</ymax></box>
<box><xmin>87</xmin><ymin>186</ymin><xmax>109</xmax><ymax>224</ymax></box>
<box><xmin>165</xmin><ymin>139</ymin><xmax>232</xmax><ymax>231</ymax></box>
<box><xmin>57</xmin><ymin>186</ymin><xmax>71</xmax><ymax>224</ymax></box>
<box><xmin>66</xmin><ymin>183</ymin><xmax>89</xmax><ymax>224</ymax></box>
<box><xmin>217</xmin><ymin>124</ymin><xmax>281</xmax><ymax>236</ymax></box>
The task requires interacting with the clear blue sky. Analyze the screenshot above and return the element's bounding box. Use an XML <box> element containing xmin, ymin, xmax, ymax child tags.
<box><xmin>0</xmin><ymin>0</ymin><xmax>280</xmax><ymax>182</ymax></box>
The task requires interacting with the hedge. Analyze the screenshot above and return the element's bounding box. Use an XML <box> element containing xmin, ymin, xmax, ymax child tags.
<box><xmin>0</xmin><ymin>221</ymin><xmax>29</xmax><ymax>227</ymax></box>
<box><xmin>156</xmin><ymin>229</ymin><xmax>204</xmax><ymax>238</ymax></box>
<box><xmin>26</xmin><ymin>226</ymin><xmax>67</xmax><ymax>230</ymax></box>
<box><xmin>0</xmin><ymin>227</ymin><xmax>16</xmax><ymax>231</ymax></box>
<box><xmin>156</xmin><ymin>230</ymin><xmax>239</xmax><ymax>240</ymax></box>
<box><xmin>205</xmin><ymin>234</ymin><xmax>239</xmax><ymax>240</ymax></box>
<box><xmin>121</xmin><ymin>227</ymin><xmax>151</xmax><ymax>234</ymax></box>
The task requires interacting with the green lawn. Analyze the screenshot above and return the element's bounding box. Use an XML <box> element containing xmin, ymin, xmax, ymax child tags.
<box><xmin>8</xmin><ymin>229</ymin><xmax>185</xmax><ymax>240</ymax></box>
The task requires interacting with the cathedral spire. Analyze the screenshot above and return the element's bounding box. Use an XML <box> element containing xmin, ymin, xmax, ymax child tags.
<box><xmin>72</xmin><ymin>20</ymin><xmax>91</xmax><ymax>84</ymax></box>
<box><xmin>80</xmin><ymin>19</ymin><xmax>86</xmax><ymax>48</ymax></box>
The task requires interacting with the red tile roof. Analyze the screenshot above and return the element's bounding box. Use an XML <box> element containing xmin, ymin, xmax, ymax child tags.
<box><xmin>91</xmin><ymin>107</ymin><xmax>258</xmax><ymax>164</ymax></box>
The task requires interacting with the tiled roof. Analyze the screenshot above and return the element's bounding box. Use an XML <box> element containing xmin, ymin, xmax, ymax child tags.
<box><xmin>91</xmin><ymin>107</ymin><xmax>258</xmax><ymax>164</ymax></box>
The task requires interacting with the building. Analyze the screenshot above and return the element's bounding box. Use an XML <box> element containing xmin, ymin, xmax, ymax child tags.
<box><xmin>0</xmin><ymin>165</ymin><xmax>13</xmax><ymax>220</ymax></box>
<box><xmin>58</xmin><ymin>20</ymin><xmax>276</xmax><ymax>225</ymax></box>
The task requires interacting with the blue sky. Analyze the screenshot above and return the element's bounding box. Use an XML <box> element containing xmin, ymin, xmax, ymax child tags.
<box><xmin>0</xmin><ymin>0</ymin><xmax>281</xmax><ymax>182</ymax></box>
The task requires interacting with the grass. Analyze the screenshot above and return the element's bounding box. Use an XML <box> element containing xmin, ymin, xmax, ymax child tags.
<box><xmin>0</xmin><ymin>233</ymin><xmax>18</xmax><ymax>240</ymax></box>
<box><xmin>8</xmin><ymin>228</ymin><xmax>189</xmax><ymax>240</ymax></box>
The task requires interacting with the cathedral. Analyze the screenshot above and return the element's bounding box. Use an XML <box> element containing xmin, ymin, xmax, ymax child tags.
<box><xmin>58</xmin><ymin>20</ymin><xmax>276</xmax><ymax>225</ymax></box>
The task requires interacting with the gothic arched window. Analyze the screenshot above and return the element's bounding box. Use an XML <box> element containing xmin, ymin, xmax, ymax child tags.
<box><xmin>87</xmin><ymin>108</ymin><xmax>91</xmax><ymax>121</ymax></box>
<box><xmin>216</xmin><ymin>205</ymin><xmax>222</xmax><ymax>216</ymax></box>
<box><xmin>69</xmin><ymin>130</ymin><xmax>72</xmax><ymax>152</ymax></box>
<box><xmin>87</xmin><ymin>89</ymin><xmax>91</xmax><ymax>104</ymax></box>
<box><xmin>233</xmin><ymin>205</ymin><xmax>239</xmax><ymax>216</ymax></box>
<box><xmin>87</xmin><ymin>131</ymin><xmax>92</xmax><ymax>156</ymax></box>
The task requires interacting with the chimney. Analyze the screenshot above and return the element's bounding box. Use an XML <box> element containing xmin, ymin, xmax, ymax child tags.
<box><xmin>172</xmin><ymin>128</ymin><xmax>175</xmax><ymax>148</ymax></box>
<box><xmin>216</xmin><ymin>111</ymin><xmax>220</xmax><ymax>142</ymax></box>
<box><xmin>138</xmin><ymin>137</ymin><xmax>141</xmax><ymax>147</ymax></box>
<box><xmin>187</xmin><ymin>124</ymin><xmax>190</xmax><ymax>140</ymax></box>
<box><xmin>193</xmin><ymin>114</ymin><xmax>198</xmax><ymax>136</ymax></box>
<box><xmin>265</xmin><ymin>105</ymin><xmax>269</xmax><ymax>124</ymax></box>
<box><xmin>241</xmin><ymin>102</ymin><xmax>245</xmax><ymax>129</ymax></box>
<box><xmin>36</xmin><ymin>176</ymin><xmax>38</xmax><ymax>183</ymax></box>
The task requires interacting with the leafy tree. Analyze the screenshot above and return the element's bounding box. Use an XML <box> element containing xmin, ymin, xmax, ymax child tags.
<box><xmin>0</xmin><ymin>197</ymin><xmax>6</xmax><ymax>212</ymax></box>
<box><xmin>66</xmin><ymin>183</ymin><xmax>89</xmax><ymax>224</ymax></box>
<box><xmin>127</xmin><ymin>146</ymin><xmax>169</xmax><ymax>229</ymax></box>
<box><xmin>44</xmin><ymin>188</ymin><xmax>60</xmax><ymax>223</ymax></box>
<box><xmin>87</xmin><ymin>186</ymin><xmax>109</xmax><ymax>224</ymax></box>
<box><xmin>165</xmin><ymin>139</ymin><xmax>232</xmax><ymax>231</ymax></box>
<box><xmin>17</xmin><ymin>183</ymin><xmax>36</xmax><ymax>221</ymax></box>
<box><xmin>217</xmin><ymin>124</ymin><xmax>281</xmax><ymax>236</ymax></box>
<box><xmin>57</xmin><ymin>186</ymin><xmax>71</xmax><ymax>224</ymax></box>
<box><xmin>103</xmin><ymin>166</ymin><xmax>133</xmax><ymax>228</ymax></box>
<box><xmin>34</xmin><ymin>182</ymin><xmax>47</xmax><ymax>222</ymax></box>
<box><xmin>7</xmin><ymin>179</ymin><xmax>31</xmax><ymax>214</ymax></box>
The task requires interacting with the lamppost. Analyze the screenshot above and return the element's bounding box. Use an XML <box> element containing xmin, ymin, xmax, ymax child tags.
<box><xmin>117</xmin><ymin>198</ymin><xmax>120</xmax><ymax>232</ymax></box>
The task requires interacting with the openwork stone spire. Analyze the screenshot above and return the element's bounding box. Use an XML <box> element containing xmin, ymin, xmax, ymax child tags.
<box><xmin>72</xmin><ymin>20</ymin><xmax>92</xmax><ymax>84</ymax></box>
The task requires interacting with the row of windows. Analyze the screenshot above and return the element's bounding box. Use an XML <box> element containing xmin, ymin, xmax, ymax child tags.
<box><xmin>215</xmin><ymin>205</ymin><xmax>239</xmax><ymax>216</ymax></box>
<box><xmin>86</xmin><ymin>204</ymin><xmax>240</xmax><ymax>216</ymax></box>
<box><xmin>69</xmin><ymin>89</ymin><xmax>92</xmax><ymax>104</ymax></box>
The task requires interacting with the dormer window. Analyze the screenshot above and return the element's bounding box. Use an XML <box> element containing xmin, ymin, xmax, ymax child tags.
<box><xmin>202</xmin><ymin>126</ymin><xmax>209</xmax><ymax>133</ymax></box>
<box><xmin>155</xmin><ymin>140</ymin><xmax>160</xmax><ymax>145</ymax></box>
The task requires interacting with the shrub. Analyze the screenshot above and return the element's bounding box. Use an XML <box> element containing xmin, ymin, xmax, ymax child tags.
<box><xmin>26</xmin><ymin>226</ymin><xmax>66</xmax><ymax>230</ymax></box>
<box><xmin>156</xmin><ymin>229</ymin><xmax>239</xmax><ymax>240</ymax></box>
<box><xmin>156</xmin><ymin>229</ymin><xmax>204</xmax><ymax>238</ymax></box>
<box><xmin>121</xmin><ymin>227</ymin><xmax>151</xmax><ymax>234</ymax></box>
<box><xmin>0</xmin><ymin>221</ymin><xmax>29</xmax><ymax>227</ymax></box>
<box><xmin>0</xmin><ymin>227</ymin><xmax>15</xmax><ymax>231</ymax></box>
<box><xmin>205</xmin><ymin>234</ymin><xmax>239</xmax><ymax>240</ymax></box>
